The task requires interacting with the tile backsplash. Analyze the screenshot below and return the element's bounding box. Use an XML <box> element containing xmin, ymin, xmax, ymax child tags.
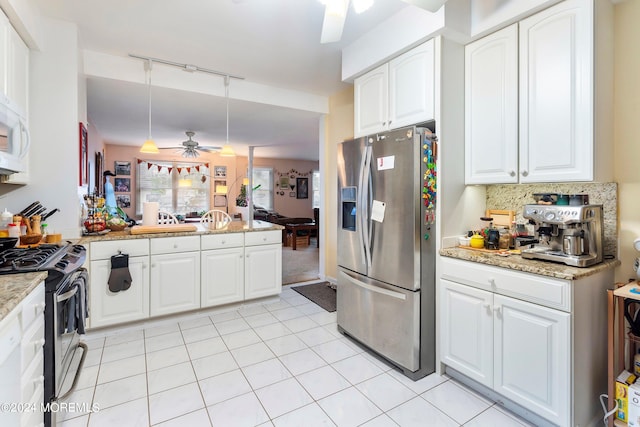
<box><xmin>486</xmin><ymin>182</ymin><xmax>618</xmax><ymax>257</ymax></box>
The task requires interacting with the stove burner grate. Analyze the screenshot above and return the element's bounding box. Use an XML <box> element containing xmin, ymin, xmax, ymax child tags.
<box><xmin>0</xmin><ymin>245</ymin><xmax>64</xmax><ymax>271</ymax></box>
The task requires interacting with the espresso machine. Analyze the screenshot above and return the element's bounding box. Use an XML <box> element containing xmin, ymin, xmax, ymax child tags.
<box><xmin>521</xmin><ymin>204</ymin><xmax>604</xmax><ymax>267</ymax></box>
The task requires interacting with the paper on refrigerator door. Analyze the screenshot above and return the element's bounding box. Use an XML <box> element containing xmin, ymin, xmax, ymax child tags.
<box><xmin>371</xmin><ymin>200</ymin><xmax>386</xmax><ymax>223</ymax></box>
<box><xmin>377</xmin><ymin>155</ymin><xmax>395</xmax><ymax>171</ymax></box>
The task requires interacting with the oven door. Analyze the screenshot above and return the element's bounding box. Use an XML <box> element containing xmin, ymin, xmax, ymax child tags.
<box><xmin>53</xmin><ymin>268</ymin><xmax>87</xmax><ymax>397</ymax></box>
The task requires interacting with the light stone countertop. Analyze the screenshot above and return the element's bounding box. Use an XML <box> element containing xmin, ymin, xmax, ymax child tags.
<box><xmin>0</xmin><ymin>271</ymin><xmax>48</xmax><ymax>323</ymax></box>
<box><xmin>77</xmin><ymin>220</ymin><xmax>284</xmax><ymax>244</ymax></box>
<box><xmin>440</xmin><ymin>247</ymin><xmax>619</xmax><ymax>281</ymax></box>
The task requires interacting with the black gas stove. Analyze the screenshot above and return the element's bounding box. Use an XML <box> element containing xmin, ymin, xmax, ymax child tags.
<box><xmin>0</xmin><ymin>243</ymin><xmax>86</xmax><ymax>287</ymax></box>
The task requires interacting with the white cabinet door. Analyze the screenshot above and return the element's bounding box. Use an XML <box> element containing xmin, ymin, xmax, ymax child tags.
<box><xmin>7</xmin><ymin>25</ymin><xmax>28</xmax><ymax>116</ymax></box>
<box><xmin>245</xmin><ymin>243</ymin><xmax>282</xmax><ymax>299</ymax></box>
<box><xmin>389</xmin><ymin>39</ymin><xmax>434</xmax><ymax>129</ymax></box>
<box><xmin>150</xmin><ymin>251</ymin><xmax>200</xmax><ymax>316</ymax></box>
<box><xmin>493</xmin><ymin>294</ymin><xmax>570</xmax><ymax>426</ymax></box>
<box><xmin>465</xmin><ymin>24</ymin><xmax>519</xmax><ymax>184</ymax></box>
<box><xmin>89</xmin><ymin>256</ymin><xmax>149</xmax><ymax>328</ymax></box>
<box><xmin>440</xmin><ymin>279</ymin><xmax>493</xmax><ymax>387</ymax></box>
<box><xmin>354</xmin><ymin>64</ymin><xmax>388</xmax><ymax>137</ymax></box>
<box><xmin>201</xmin><ymin>247</ymin><xmax>244</xmax><ymax>307</ymax></box>
<box><xmin>519</xmin><ymin>0</ymin><xmax>592</xmax><ymax>183</ymax></box>
<box><xmin>0</xmin><ymin>12</ymin><xmax>9</xmax><ymax>98</ymax></box>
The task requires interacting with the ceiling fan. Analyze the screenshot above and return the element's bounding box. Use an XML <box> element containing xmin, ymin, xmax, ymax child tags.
<box><xmin>319</xmin><ymin>0</ymin><xmax>450</xmax><ymax>44</ymax></box>
<box><xmin>161</xmin><ymin>131</ymin><xmax>222</xmax><ymax>158</ymax></box>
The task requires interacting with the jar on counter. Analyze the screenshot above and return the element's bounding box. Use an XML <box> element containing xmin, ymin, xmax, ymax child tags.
<box><xmin>7</xmin><ymin>223</ymin><xmax>19</xmax><ymax>238</ymax></box>
<box><xmin>499</xmin><ymin>228</ymin><xmax>511</xmax><ymax>250</ymax></box>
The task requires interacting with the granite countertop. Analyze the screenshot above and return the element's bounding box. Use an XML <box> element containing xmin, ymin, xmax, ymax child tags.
<box><xmin>440</xmin><ymin>247</ymin><xmax>620</xmax><ymax>281</ymax></box>
<box><xmin>0</xmin><ymin>271</ymin><xmax>48</xmax><ymax>323</ymax></box>
<box><xmin>78</xmin><ymin>220</ymin><xmax>284</xmax><ymax>244</ymax></box>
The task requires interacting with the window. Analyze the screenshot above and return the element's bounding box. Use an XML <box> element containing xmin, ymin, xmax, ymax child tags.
<box><xmin>312</xmin><ymin>170</ymin><xmax>320</xmax><ymax>209</ymax></box>
<box><xmin>252</xmin><ymin>167</ymin><xmax>273</xmax><ymax>211</ymax></box>
<box><xmin>137</xmin><ymin>161</ymin><xmax>210</xmax><ymax>215</ymax></box>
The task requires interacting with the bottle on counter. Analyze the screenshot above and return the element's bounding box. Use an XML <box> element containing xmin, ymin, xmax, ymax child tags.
<box><xmin>7</xmin><ymin>223</ymin><xmax>19</xmax><ymax>238</ymax></box>
<box><xmin>0</xmin><ymin>208</ymin><xmax>12</xmax><ymax>228</ymax></box>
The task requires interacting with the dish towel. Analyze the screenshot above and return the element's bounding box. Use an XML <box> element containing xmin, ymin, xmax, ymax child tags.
<box><xmin>108</xmin><ymin>253</ymin><xmax>132</xmax><ymax>293</ymax></box>
<box><xmin>65</xmin><ymin>268</ymin><xmax>89</xmax><ymax>334</ymax></box>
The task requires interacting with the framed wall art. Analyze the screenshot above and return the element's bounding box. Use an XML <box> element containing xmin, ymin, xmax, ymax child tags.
<box><xmin>214</xmin><ymin>166</ymin><xmax>227</xmax><ymax>178</ymax></box>
<box><xmin>116</xmin><ymin>194</ymin><xmax>131</xmax><ymax>208</ymax></box>
<box><xmin>296</xmin><ymin>177</ymin><xmax>308</xmax><ymax>199</ymax></box>
<box><xmin>79</xmin><ymin>122</ymin><xmax>88</xmax><ymax>186</ymax></box>
<box><xmin>114</xmin><ymin>161</ymin><xmax>131</xmax><ymax>176</ymax></box>
<box><xmin>114</xmin><ymin>178</ymin><xmax>131</xmax><ymax>192</ymax></box>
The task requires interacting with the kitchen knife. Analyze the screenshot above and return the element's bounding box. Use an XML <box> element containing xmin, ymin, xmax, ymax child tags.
<box><xmin>42</xmin><ymin>209</ymin><xmax>59</xmax><ymax>221</ymax></box>
<box><xmin>31</xmin><ymin>206</ymin><xmax>47</xmax><ymax>217</ymax></box>
<box><xmin>20</xmin><ymin>201</ymin><xmax>40</xmax><ymax>216</ymax></box>
<box><xmin>24</xmin><ymin>204</ymin><xmax>44</xmax><ymax>218</ymax></box>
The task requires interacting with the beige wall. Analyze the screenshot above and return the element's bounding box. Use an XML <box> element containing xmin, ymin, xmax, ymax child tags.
<box><xmin>235</xmin><ymin>156</ymin><xmax>319</xmax><ymax>219</ymax></box>
<box><xmin>104</xmin><ymin>144</ymin><xmax>237</xmax><ymax>219</ymax></box>
<box><xmin>614</xmin><ymin>0</ymin><xmax>640</xmax><ymax>282</ymax></box>
<box><xmin>323</xmin><ymin>87</ymin><xmax>354</xmax><ymax>281</ymax></box>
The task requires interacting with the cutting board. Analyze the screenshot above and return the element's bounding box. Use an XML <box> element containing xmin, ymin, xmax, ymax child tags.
<box><xmin>485</xmin><ymin>209</ymin><xmax>515</xmax><ymax>228</ymax></box>
<box><xmin>129</xmin><ymin>224</ymin><xmax>197</xmax><ymax>235</ymax></box>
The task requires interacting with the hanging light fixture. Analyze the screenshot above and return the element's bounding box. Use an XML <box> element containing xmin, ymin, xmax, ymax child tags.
<box><xmin>219</xmin><ymin>75</ymin><xmax>236</xmax><ymax>157</ymax></box>
<box><xmin>140</xmin><ymin>59</ymin><xmax>159</xmax><ymax>154</ymax></box>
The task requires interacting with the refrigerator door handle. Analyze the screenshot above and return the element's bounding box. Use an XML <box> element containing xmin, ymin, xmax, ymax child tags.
<box><xmin>341</xmin><ymin>270</ymin><xmax>407</xmax><ymax>300</ymax></box>
<box><xmin>356</xmin><ymin>142</ymin><xmax>369</xmax><ymax>270</ymax></box>
<box><xmin>361</xmin><ymin>145</ymin><xmax>373</xmax><ymax>270</ymax></box>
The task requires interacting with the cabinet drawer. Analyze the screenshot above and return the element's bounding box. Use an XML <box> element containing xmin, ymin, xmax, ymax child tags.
<box><xmin>20</xmin><ymin>319</ymin><xmax>43</xmax><ymax>372</ymax></box>
<box><xmin>440</xmin><ymin>258</ymin><xmax>570</xmax><ymax>311</ymax></box>
<box><xmin>20</xmin><ymin>351</ymin><xmax>43</xmax><ymax>403</ymax></box>
<box><xmin>201</xmin><ymin>233</ymin><xmax>244</xmax><ymax>250</ymax></box>
<box><xmin>245</xmin><ymin>230</ymin><xmax>281</xmax><ymax>246</ymax></box>
<box><xmin>91</xmin><ymin>239</ymin><xmax>149</xmax><ymax>260</ymax></box>
<box><xmin>21</xmin><ymin>383</ymin><xmax>44</xmax><ymax>427</ymax></box>
<box><xmin>150</xmin><ymin>236</ymin><xmax>200</xmax><ymax>255</ymax></box>
<box><xmin>20</xmin><ymin>284</ymin><xmax>44</xmax><ymax>332</ymax></box>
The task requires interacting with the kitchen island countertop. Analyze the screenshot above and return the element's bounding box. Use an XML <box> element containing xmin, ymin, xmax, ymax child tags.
<box><xmin>78</xmin><ymin>220</ymin><xmax>284</xmax><ymax>244</ymax></box>
<box><xmin>440</xmin><ymin>246</ymin><xmax>620</xmax><ymax>281</ymax></box>
<box><xmin>0</xmin><ymin>271</ymin><xmax>48</xmax><ymax>323</ymax></box>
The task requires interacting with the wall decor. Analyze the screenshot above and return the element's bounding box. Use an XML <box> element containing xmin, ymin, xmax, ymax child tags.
<box><xmin>114</xmin><ymin>161</ymin><xmax>131</xmax><ymax>176</ymax></box>
<box><xmin>279</xmin><ymin>176</ymin><xmax>290</xmax><ymax>190</ymax></box>
<box><xmin>296</xmin><ymin>177</ymin><xmax>308</xmax><ymax>199</ymax></box>
<box><xmin>214</xmin><ymin>166</ymin><xmax>227</xmax><ymax>178</ymax></box>
<box><xmin>116</xmin><ymin>194</ymin><xmax>131</xmax><ymax>208</ymax></box>
<box><xmin>79</xmin><ymin>122</ymin><xmax>88</xmax><ymax>186</ymax></box>
<box><xmin>290</xmin><ymin>192</ymin><xmax>296</xmax><ymax>197</ymax></box>
<box><xmin>114</xmin><ymin>178</ymin><xmax>131</xmax><ymax>192</ymax></box>
<box><xmin>214</xmin><ymin>195</ymin><xmax>227</xmax><ymax>207</ymax></box>
<box><xmin>95</xmin><ymin>151</ymin><xmax>104</xmax><ymax>196</ymax></box>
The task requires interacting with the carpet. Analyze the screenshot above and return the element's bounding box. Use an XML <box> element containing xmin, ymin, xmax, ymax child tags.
<box><xmin>292</xmin><ymin>282</ymin><xmax>336</xmax><ymax>312</ymax></box>
<box><xmin>282</xmin><ymin>237</ymin><xmax>319</xmax><ymax>285</ymax></box>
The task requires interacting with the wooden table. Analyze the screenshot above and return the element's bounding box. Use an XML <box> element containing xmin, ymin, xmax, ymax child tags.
<box><xmin>285</xmin><ymin>222</ymin><xmax>318</xmax><ymax>250</ymax></box>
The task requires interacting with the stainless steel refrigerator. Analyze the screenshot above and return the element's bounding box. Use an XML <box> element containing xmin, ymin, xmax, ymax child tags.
<box><xmin>337</xmin><ymin>123</ymin><xmax>437</xmax><ymax>380</ymax></box>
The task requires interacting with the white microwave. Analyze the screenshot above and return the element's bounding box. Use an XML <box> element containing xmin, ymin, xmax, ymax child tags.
<box><xmin>0</xmin><ymin>95</ymin><xmax>29</xmax><ymax>175</ymax></box>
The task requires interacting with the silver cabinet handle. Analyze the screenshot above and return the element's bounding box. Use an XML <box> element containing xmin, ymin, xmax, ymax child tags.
<box><xmin>521</xmin><ymin>170</ymin><xmax>529</xmax><ymax>177</ymax></box>
<box><xmin>509</xmin><ymin>171</ymin><xmax>516</xmax><ymax>177</ymax></box>
<box><xmin>173</xmin><ymin>244</ymin><xmax>178</xmax><ymax>249</ymax></box>
<box><xmin>493</xmin><ymin>306</ymin><xmax>502</xmax><ymax>317</ymax></box>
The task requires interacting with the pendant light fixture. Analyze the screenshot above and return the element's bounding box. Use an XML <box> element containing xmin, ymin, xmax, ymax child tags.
<box><xmin>140</xmin><ymin>59</ymin><xmax>159</xmax><ymax>154</ymax></box>
<box><xmin>219</xmin><ymin>75</ymin><xmax>236</xmax><ymax>157</ymax></box>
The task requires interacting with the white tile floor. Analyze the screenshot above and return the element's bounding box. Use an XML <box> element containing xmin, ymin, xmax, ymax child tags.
<box><xmin>57</xmin><ymin>284</ymin><xmax>535</xmax><ymax>427</ymax></box>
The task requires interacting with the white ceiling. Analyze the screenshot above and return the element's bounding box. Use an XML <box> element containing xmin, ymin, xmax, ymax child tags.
<box><xmin>32</xmin><ymin>0</ymin><xmax>411</xmax><ymax>160</ymax></box>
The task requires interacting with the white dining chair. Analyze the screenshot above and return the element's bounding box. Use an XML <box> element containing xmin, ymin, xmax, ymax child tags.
<box><xmin>158</xmin><ymin>211</ymin><xmax>178</xmax><ymax>224</ymax></box>
<box><xmin>200</xmin><ymin>209</ymin><xmax>232</xmax><ymax>228</ymax></box>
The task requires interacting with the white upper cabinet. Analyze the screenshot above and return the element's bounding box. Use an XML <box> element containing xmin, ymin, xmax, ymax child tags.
<box><xmin>354</xmin><ymin>39</ymin><xmax>434</xmax><ymax>137</ymax></box>
<box><xmin>519</xmin><ymin>0</ymin><xmax>592</xmax><ymax>183</ymax></box>
<box><xmin>465</xmin><ymin>24</ymin><xmax>518</xmax><ymax>184</ymax></box>
<box><xmin>465</xmin><ymin>0</ymin><xmax>596</xmax><ymax>184</ymax></box>
<box><xmin>7</xmin><ymin>25</ymin><xmax>29</xmax><ymax>117</ymax></box>
<box><xmin>389</xmin><ymin>40</ymin><xmax>435</xmax><ymax>130</ymax></box>
<box><xmin>354</xmin><ymin>64</ymin><xmax>388</xmax><ymax>137</ymax></box>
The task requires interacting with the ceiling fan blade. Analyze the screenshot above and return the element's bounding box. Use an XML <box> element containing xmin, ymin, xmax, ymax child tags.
<box><xmin>400</xmin><ymin>0</ymin><xmax>448</xmax><ymax>12</ymax></box>
<box><xmin>320</xmin><ymin>0</ymin><xmax>349</xmax><ymax>44</ymax></box>
<box><xmin>197</xmin><ymin>146</ymin><xmax>223</xmax><ymax>152</ymax></box>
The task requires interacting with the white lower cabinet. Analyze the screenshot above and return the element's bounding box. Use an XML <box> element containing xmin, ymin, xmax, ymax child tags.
<box><xmin>201</xmin><ymin>247</ymin><xmax>244</xmax><ymax>307</ymax></box>
<box><xmin>150</xmin><ymin>251</ymin><xmax>200</xmax><ymax>316</ymax></box>
<box><xmin>89</xmin><ymin>231</ymin><xmax>282</xmax><ymax>329</ymax></box>
<box><xmin>245</xmin><ymin>230</ymin><xmax>282</xmax><ymax>299</ymax></box>
<box><xmin>149</xmin><ymin>236</ymin><xmax>200</xmax><ymax>317</ymax></box>
<box><xmin>90</xmin><ymin>256</ymin><xmax>149</xmax><ymax>328</ymax></box>
<box><xmin>89</xmin><ymin>239</ymin><xmax>150</xmax><ymax>328</ymax></box>
<box><xmin>440</xmin><ymin>257</ymin><xmax>611</xmax><ymax>427</ymax></box>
